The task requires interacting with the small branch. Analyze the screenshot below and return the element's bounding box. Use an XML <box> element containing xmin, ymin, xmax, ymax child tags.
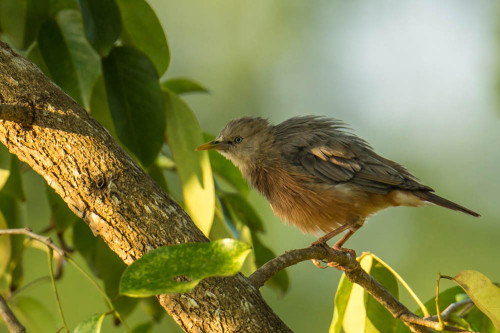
<box><xmin>0</xmin><ymin>228</ymin><xmax>67</xmax><ymax>258</ymax></box>
<box><xmin>250</xmin><ymin>246</ymin><xmax>473</xmax><ymax>333</ymax></box>
<box><xmin>0</xmin><ymin>294</ymin><xmax>26</xmax><ymax>333</ymax></box>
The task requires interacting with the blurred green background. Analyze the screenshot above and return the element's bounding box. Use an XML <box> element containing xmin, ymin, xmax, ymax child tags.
<box><xmin>2</xmin><ymin>1</ymin><xmax>500</xmax><ymax>332</ymax></box>
<box><xmin>149</xmin><ymin>0</ymin><xmax>499</xmax><ymax>331</ymax></box>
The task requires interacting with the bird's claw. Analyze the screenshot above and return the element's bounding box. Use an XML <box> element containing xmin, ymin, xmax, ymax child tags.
<box><xmin>311</xmin><ymin>242</ymin><xmax>356</xmax><ymax>271</ymax></box>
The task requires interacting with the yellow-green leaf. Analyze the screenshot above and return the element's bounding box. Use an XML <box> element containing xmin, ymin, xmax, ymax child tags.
<box><xmin>453</xmin><ymin>270</ymin><xmax>500</xmax><ymax>331</ymax></box>
<box><xmin>0</xmin><ymin>211</ymin><xmax>11</xmax><ymax>281</ymax></box>
<box><xmin>164</xmin><ymin>90</ymin><xmax>215</xmax><ymax>236</ymax></box>
<box><xmin>74</xmin><ymin>313</ymin><xmax>106</xmax><ymax>333</ymax></box>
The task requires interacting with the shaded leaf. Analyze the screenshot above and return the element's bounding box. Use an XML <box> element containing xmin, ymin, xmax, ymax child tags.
<box><xmin>26</xmin><ymin>42</ymin><xmax>51</xmax><ymax>76</ymax></box>
<box><xmin>11</xmin><ymin>296</ymin><xmax>55</xmax><ymax>333</ymax></box>
<box><xmin>164</xmin><ymin>90</ymin><xmax>214</xmax><ymax>235</ymax></box>
<box><xmin>49</xmin><ymin>0</ymin><xmax>78</xmax><ymax>16</ymax></box>
<box><xmin>115</xmin><ymin>0</ymin><xmax>169</xmax><ymax>75</ymax></box>
<box><xmin>141</xmin><ymin>297</ymin><xmax>165</xmax><ymax>323</ymax></box>
<box><xmin>252</xmin><ymin>234</ymin><xmax>289</xmax><ymax>295</ymax></box>
<box><xmin>452</xmin><ymin>270</ymin><xmax>500</xmax><ymax>331</ymax></box>
<box><xmin>89</xmin><ymin>75</ymin><xmax>117</xmax><ymax>138</ymax></box>
<box><xmin>120</xmin><ymin>239</ymin><xmax>251</xmax><ymax>297</ymax></box>
<box><xmin>0</xmin><ymin>194</ymin><xmax>25</xmax><ymax>290</ymax></box>
<box><xmin>415</xmin><ymin>286</ymin><xmax>465</xmax><ymax>317</ymax></box>
<box><xmin>203</xmin><ymin>133</ymin><xmax>249</xmax><ymax>194</ymax></box>
<box><xmin>0</xmin><ymin>211</ymin><xmax>11</xmax><ymax>282</ymax></box>
<box><xmin>1</xmin><ymin>155</ymin><xmax>25</xmax><ymax>201</ymax></box>
<box><xmin>46</xmin><ymin>184</ymin><xmax>78</xmax><ymax>231</ymax></box>
<box><xmin>102</xmin><ymin>46</ymin><xmax>165</xmax><ymax>167</ymax></box>
<box><xmin>74</xmin><ymin>313</ymin><xmax>106</xmax><ymax>333</ymax></box>
<box><xmin>77</xmin><ymin>0</ymin><xmax>121</xmax><ymax>56</ymax></box>
<box><xmin>0</xmin><ymin>0</ymin><xmax>49</xmax><ymax>49</ymax></box>
<box><xmin>130</xmin><ymin>321</ymin><xmax>153</xmax><ymax>333</ymax></box>
<box><xmin>147</xmin><ymin>161</ymin><xmax>169</xmax><ymax>193</ymax></box>
<box><xmin>220</xmin><ymin>193</ymin><xmax>264</xmax><ymax>232</ymax></box>
<box><xmin>38</xmin><ymin>9</ymin><xmax>101</xmax><ymax>108</ymax></box>
<box><xmin>163</xmin><ymin>78</ymin><xmax>208</xmax><ymax>95</ymax></box>
<box><xmin>466</xmin><ymin>306</ymin><xmax>497</xmax><ymax>333</ymax></box>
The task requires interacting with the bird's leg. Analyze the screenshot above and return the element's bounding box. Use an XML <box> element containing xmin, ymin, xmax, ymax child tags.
<box><xmin>310</xmin><ymin>220</ymin><xmax>364</xmax><ymax>270</ymax></box>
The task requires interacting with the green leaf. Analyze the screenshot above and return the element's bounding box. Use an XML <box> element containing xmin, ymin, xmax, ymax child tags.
<box><xmin>220</xmin><ymin>193</ymin><xmax>264</xmax><ymax>232</ymax></box>
<box><xmin>1</xmin><ymin>155</ymin><xmax>25</xmax><ymax>201</ymax></box>
<box><xmin>0</xmin><ymin>211</ymin><xmax>11</xmax><ymax>282</ymax></box>
<box><xmin>26</xmin><ymin>42</ymin><xmax>51</xmax><ymax>76</ymax></box>
<box><xmin>330</xmin><ymin>273</ymin><xmax>354</xmax><ymax>333</ymax></box>
<box><xmin>10</xmin><ymin>296</ymin><xmax>56</xmax><ymax>333</ymax></box>
<box><xmin>252</xmin><ymin>234</ymin><xmax>289</xmax><ymax>294</ymax></box>
<box><xmin>38</xmin><ymin>9</ymin><xmax>101</xmax><ymax>108</ymax></box>
<box><xmin>452</xmin><ymin>270</ymin><xmax>500</xmax><ymax>331</ymax></box>
<box><xmin>120</xmin><ymin>239</ymin><xmax>251</xmax><ymax>297</ymax></box>
<box><xmin>415</xmin><ymin>286</ymin><xmax>464</xmax><ymax>317</ymax></box>
<box><xmin>130</xmin><ymin>322</ymin><xmax>153</xmax><ymax>333</ymax></box>
<box><xmin>203</xmin><ymin>133</ymin><xmax>249</xmax><ymax>194</ymax></box>
<box><xmin>46</xmin><ymin>184</ymin><xmax>78</xmax><ymax>231</ymax></box>
<box><xmin>165</xmin><ymin>90</ymin><xmax>215</xmax><ymax>235</ymax></box>
<box><xmin>163</xmin><ymin>78</ymin><xmax>208</xmax><ymax>95</ymax></box>
<box><xmin>77</xmin><ymin>0</ymin><xmax>121</xmax><ymax>56</ymax></box>
<box><xmin>74</xmin><ymin>313</ymin><xmax>106</xmax><ymax>333</ymax></box>
<box><xmin>0</xmin><ymin>0</ymin><xmax>49</xmax><ymax>49</ymax></box>
<box><xmin>0</xmin><ymin>144</ymin><xmax>12</xmax><ymax>191</ymax></box>
<box><xmin>48</xmin><ymin>0</ymin><xmax>79</xmax><ymax>16</ymax></box>
<box><xmin>466</xmin><ymin>306</ymin><xmax>497</xmax><ymax>333</ymax></box>
<box><xmin>147</xmin><ymin>161</ymin><xmax>169</xmax><ymax>193</ymax></box>
<box><xmin>102</xmin><ymin>46</ymin><xmax>165</xmax><ymax>167</ymax></box>
<box><xmin>89</xmin><ymin>75</ymin><xmax>117</xmax><ymax>138</ymax></box>
<box><xmin>115</xmin><ymin>0</ymin><xmax>169</xmax><ymax>75</ymax></box>
<box><xmin>340</xmin><ymin>254</ymin><xmax>399</xmax><ymax>333</ymax></box>
<box><xmin>0</xmin><ymin>194</ymin><xmax>25</xmax><ymax>290</ymax></box>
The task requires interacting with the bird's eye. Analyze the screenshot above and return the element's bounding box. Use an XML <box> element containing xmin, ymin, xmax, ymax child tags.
<box><xmin>234</xmin><ymin>136</ymin><xmax>243</xmax><ymax>144</ymax></box>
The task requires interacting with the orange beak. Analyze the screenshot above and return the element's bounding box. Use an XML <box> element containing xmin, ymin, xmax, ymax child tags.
<box><xmin>196</xmin><ymin>141</ymin><xmax>218</xmax><ymax>151</ymax></box>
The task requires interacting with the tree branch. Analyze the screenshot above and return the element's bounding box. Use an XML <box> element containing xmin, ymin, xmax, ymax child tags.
<box><xmin>250</xmin><ymin>246</ymin><xmax>473</xmax><ymax>333</ymax></box>
<box><xmin>0</xmin><ymin>40</ymin><xmax>291</xmax><ymax>332</ymax></box>
<box><xmin>0</xmin><ymin>227</ymin><xmax>67</xmax><ymax>258</ymax></box>
<box><xmin>0</xmin><ymin>294</ymin><xmax>26</xmax><ymax>333</ymax></box>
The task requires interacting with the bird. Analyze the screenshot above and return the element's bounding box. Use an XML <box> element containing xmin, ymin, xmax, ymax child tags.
<box><xmin>196</xmin><ymin>116</ymin><xmax>480</xmax><ymax>267</ymax></box>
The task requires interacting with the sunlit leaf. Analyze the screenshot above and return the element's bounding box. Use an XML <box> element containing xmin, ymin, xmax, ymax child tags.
<box><xmin>0</xmin><ymin>0</ymin><xmax>49</xmax><ymax>49</ymax></box>
<box><xmin>0</xmin><ymin>211</ymin><xmax>11</xmax><ymax>281</ymax></box>
<box><xmin>38</xmin><ymin>9</ymin><xmax>101</xmax><ymax>108</ymax></box>
<box><xmin>340</xmin><ymin>254</ymin><xmax>399</xmax><ymax>333</ymax></box>
<box><xmin>203</xmin><ymin>133</ymin><xmax>249</xmax><ymax>194</ymax></box>
<box><xmin>165</xmin><ymin>90</ymin><xmax>215</xmax><ymax>235</ymax></box>
<box><xmin>115</xmin><ymin>0</ymin><xmax>169</xmax><ymax>75</ymax></box>
<box><xmin>329</xmin><ymin>273</ymin><xmax>354</xmax><ymax>333</ymax></box>
<box><xmin>74</xmin><ymin>313</ymin><xmax>106</xmax><ymax>333</ymax></box>
<box><xmin>77</xmin><ymin>0</ymin><xmax>121</xmax><ymax>56</ymax></box>
<box><xmin>452</xmin><ymin>270</ymin><xmax>500</xmax><ymax>331</ymax></box>
<box><xmin>11</xmin><ymin>296</ymin><xmax>56</xmax><ymax>333</ymax></box>
<box><xmin>120</xmin><ymin>239</ymin><xmax>251</xmax><ymax>297</ymax></box>
<box><xmin>163</xmin><ymin>78</ymin><xmax>208</xmax><ymax>95</ymax></box>
<box><xmin>102</xmin><ymin>46</ymin><xmax>165</xmax><ymax>167</ymax></box>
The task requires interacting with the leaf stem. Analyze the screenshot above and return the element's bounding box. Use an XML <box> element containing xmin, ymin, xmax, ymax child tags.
<box><xmin>370</xmin><ymin>253</ymin><xmax>429</xmax><ymax>318</ymax></box>
<box><xmin>48</xmin><ymin>250</ymin><xmax>69</xmax><ymax>332</ymax></box>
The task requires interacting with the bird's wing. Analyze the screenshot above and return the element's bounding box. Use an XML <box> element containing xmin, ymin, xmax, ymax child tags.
<box><xmin>287</xmin><ymin>138</ymin><xmax>430</xmax><ymax>193</ymax></box>
<box><xmin>276</xmin><ymin>116</ymin><xmax>431</xmax><ymax>194</ymax></box>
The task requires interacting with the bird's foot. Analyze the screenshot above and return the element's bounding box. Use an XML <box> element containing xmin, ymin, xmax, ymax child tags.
<box><xmin>311</xmin><ymin>242</ymin><xmax>357</xmax><ymax>271</ymax></box>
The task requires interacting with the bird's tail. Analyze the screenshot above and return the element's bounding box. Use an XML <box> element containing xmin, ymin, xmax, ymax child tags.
<box><xmin>414</xmin><ymin>191</ymin><xmax>480</xmax><ymax>217</ymax></box>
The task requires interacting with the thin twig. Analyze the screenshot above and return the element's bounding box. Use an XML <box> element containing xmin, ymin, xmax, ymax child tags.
<box><xmin>0</xmin><ymin>228</ymin><xmax>66</xmax><ymax>258</ymax></box>
<box><xmin>48</xmin><ymin>250</ymin><xmax>69</xmax><ymax>332</ymax></box>
<box><xmin>0</xmin><ymin>294</ymin><xmax>26</xmax><ymax>333</ymax></box>
<box><xmin>249</xmin><ymin>246</ymin><xmax>473</xmax><ymax>333</ymax></box>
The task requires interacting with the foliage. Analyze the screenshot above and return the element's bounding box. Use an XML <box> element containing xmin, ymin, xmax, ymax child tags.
<box><xmin>0</xmin><ymin>0</ymin><xmax>497</xmax><ymax>332</ymax></box>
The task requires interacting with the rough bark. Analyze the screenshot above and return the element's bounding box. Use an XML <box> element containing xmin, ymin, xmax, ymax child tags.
<box><xmin>0</xmin><ymin>40</ymin><xmax>292</xmax><ymax>332</ymax></box>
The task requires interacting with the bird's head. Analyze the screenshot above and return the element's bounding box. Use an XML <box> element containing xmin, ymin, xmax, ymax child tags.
<box><xmin>196</xmin><ymin>117</ymin><xmax>273</xmax><ymax>170</ymax></box>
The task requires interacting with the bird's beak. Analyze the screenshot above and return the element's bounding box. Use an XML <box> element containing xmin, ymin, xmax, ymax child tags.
<box><xmin>196</xmin><ymin>141</ymin><xmax>219</xmax><ymax>151</ymax></box>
